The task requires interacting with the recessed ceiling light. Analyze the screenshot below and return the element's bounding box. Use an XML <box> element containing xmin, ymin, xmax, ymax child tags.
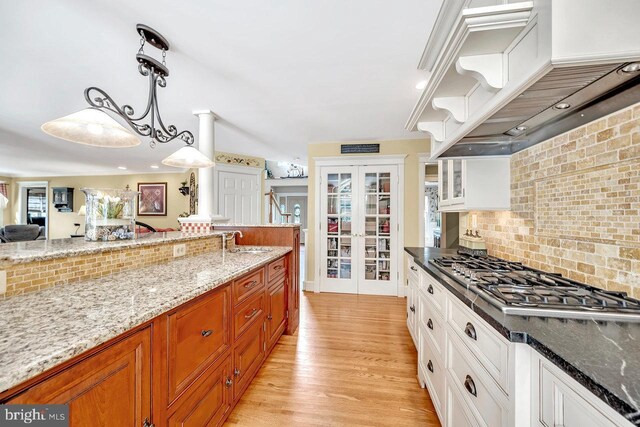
<box><xmin>621</xmin><ymin>63</ymin><xmax>640</xmax><ymax>74</ymax></box>
<box><xmin>415</xmin><ymin>80</ymin><xmax>428</xmax><ymax>90</ymax></box>
<box><xmin>515</xmin><ymin>125</ymin><xmax>527</xmax><ymax>131</ymax></box>
<box><xmin>150</xmin><ymin>165</ymin><xmax>159</xmax><ymax>169</ymax></box>
<box><xmin>117</xmin><ymin>166</ymin><xmax>127</xmax><ymax>170</ymax></box>
<box><xmin>554</xmin><ymin>102</ymin><xmax>571</xmax><ymax>110</ymax></box>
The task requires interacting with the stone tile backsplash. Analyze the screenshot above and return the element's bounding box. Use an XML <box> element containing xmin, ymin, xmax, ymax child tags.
<box><xmin>474</xmin><ymin>102</ymin><xmax>640</xmax><ymax>297</ymax></box>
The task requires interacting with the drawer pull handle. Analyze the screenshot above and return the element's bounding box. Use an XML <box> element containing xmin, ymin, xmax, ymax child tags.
<box><xmin>427</xmin><ymin>360</ymin><xmax>434</xmax><ymax>373</ymax></box>
<box><xmin>245</xmin><ymin>308</ymin><xmax>260</xmax><ymax>319</ymax></box>
<box><xmin>267</xmin><ymin>314</ymin><xmax>273</xmax><ymax>320</ymax></box>
<box><xmin>274</xmin><ymin>265</ymin><xmax>284</xmax><ymax>270</ymax></box>
<box><xmin>234</xmin><ymin>368</ymin><xmax>241</xmax><ymax>377</ymax></box>
<box><xmin>244</xmin><ymin>280</ymin><xmax>259</xmax><ymax>289</ymax></box>
<box><xmin>226</xmin><ymin>377</ymin><xmax>233</xmax><ymax>388</ymax></box>
<box><xmin>464</xmin><ymin>322</ymin><xmax>477</xmax><ymax>340</ymax></box>
<box><xmin>143</xmin><ymin>418</ymin><xmax>155</xmax><ymax>427</ymax></box>
<box><xmin>201</xmin><ymin>329</ymin><xmax>213</xmax><ymax>337</ymax></box>
<box><xmin>409</xmin><ymin>305</ymin><xmax>415</xmax><ymax>313</ymax></box>
<box><xmin>464</xmin><ymin>375</ymin><xmax>477</xmax><ymax>397</ymax></box>
<box><xmin>427</xmin><ymin>318</ymin><xmax>433</xmax><ymax>330</ymax></box>
<box><xmin>427</xmin><ymin>284</ymin><xmax>434</xmax><ymax>294</ymax></box>
<box><xmin>410</xmin><ymin>266</ymin><xmax>418</xmax><ymax>272</ymax></box>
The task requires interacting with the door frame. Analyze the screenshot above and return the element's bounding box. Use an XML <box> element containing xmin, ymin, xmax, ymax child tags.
<box><xmin>214</xmin><ymin>164</ymin><xmax>262</xmax><ymax>225</ymax></box>
<box><xmin>313</xmin><ymin>155</ymin><xmax>406</xmax><ymax>296</ymax></box>
<box><xmin>16</xmin><ymin>180</ymin><xmax>49</xmax><ymax>240</ymax></box>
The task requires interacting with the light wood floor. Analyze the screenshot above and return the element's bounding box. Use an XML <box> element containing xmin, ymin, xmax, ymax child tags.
<box><xmin>225</xmin><ymin>292</ymin><xmax>441</xmax><ymax>426</ymax></box>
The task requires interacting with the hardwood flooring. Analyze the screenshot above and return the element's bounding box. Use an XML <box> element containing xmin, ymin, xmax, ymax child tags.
<box><xmin>225</xmin><ymin>292</ymin><xmax>440</xmax><ymax>426</ymax></box>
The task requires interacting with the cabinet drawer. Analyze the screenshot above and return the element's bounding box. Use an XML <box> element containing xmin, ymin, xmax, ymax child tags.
<box><xmin>447</xmin><ymin>382</ymin><xmax>480</xmax><ymax>427</ymax></box>
<box><xmin>447</xmin><ymin>297</ymin><xmax>509</xmax><ymax>393</ymax></box>
<box><xmin>267</xmin><ymin>256</ymin><xmax>286</xmax><ymax>283</ymax></box>
<box><xmin>234</xmin><ymin>291</ymin><xmax>265</xmax><ymax>340</ymax></box>
<box><xmin>418</xmin><ymin>327</ymin><xmax>445</xmax><ymax>420</ymax></box>
<box><xmin>447</xmin><ymin>333</ymin><xmax>509</xmax><ymax>427</ymax></box>
<box><xmin>168</xmin><ymin>287</ymin><xmax>230</xmax><ymax>404</ymax></box>
<box><xmin>418</xmin><ymin>291</ymin><xmax>445</xmax><ymax>360</ymax></box>
<box><xmin>407</xmin><ymin>257</ymin><xmax>420</xmax><ymax>282</ymax></box>
<box><xmin>420</xmin><ymin>271</ymin><xmax>445</xmax><ymax>317</ymax></box>
<box><xmin>266</xmin><ymin>277</ymin><xmax>287</xmax><ymax>350</ymax></box>
<box><xmin>233</xmin><ymin>318</ymin><xmax>265</xmax><ymax>400</ymax></box>
<box><xmin>233</xmin><ymin>269</ymin><xmax>264</xmax><ymax>306</ymax></box>
<box><xmin>167</xmin><ymin>356</ymin><xmax>232</xmax><ymax>427</ymax></box>
<box><xmin>538</xmin><ymin>358</ymin><xmax>624</xmax><ymax>427</ymax></box>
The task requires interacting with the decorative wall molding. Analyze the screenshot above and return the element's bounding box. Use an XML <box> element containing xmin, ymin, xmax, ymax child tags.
<box><xmin>215</xmin><ymin>151</ymin><xmax>264</xmax><ymax>168</ymax></box>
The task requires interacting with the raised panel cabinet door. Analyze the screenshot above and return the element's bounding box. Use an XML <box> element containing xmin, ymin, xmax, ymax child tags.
<box><xmin>167</xmin><ymin>356</ymin><xmax>233</xmax><ymax>427</ymax></box>
<box><xmin>168</xmin><ymin>286</ymin><xmax>231</xmax><ymax>403</ymax></box>
<box><xmin>9</xmin><ymin>328</ymin><xmax>152</xmax><ymax>427</ymax></box>
<box><xmin>232</xmin><ymin>319</ymin><xmax>265</xmax><ymax>401</ymax></box>
<box><xmin>286</xmin><ymin>229</ymin><xmax>300</xmax><ymax>335</ymax></box>
<box><xmin>267</xmin><ymin>278</ymin><xmax>286</xmax><ymax>349</ymax></box>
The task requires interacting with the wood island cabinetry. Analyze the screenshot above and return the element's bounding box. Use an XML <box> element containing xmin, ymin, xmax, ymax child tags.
<box><xmin>1</xmin><ymin>254</ymin><xmax>292</xmax><ymax>427</ymax></box>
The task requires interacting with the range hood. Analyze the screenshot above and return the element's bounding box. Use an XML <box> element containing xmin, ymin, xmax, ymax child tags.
<box><xmin>406</xmin><ymin>0</ymin><xmax>640</xmax><ymax>159</ymax></box>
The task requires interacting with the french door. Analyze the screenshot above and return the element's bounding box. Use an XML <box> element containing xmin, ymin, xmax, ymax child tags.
<box><xmin>319</xmin><ymin>165</ymin><xmax>398</xmax><ymax>296</ymax></box>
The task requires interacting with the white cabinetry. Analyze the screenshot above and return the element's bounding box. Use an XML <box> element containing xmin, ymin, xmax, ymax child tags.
<box><xmin>405</xmin><ymin>257</ymin><xmax>634</xmax><ymax>427</ymax></box>
<box><xmin>438</xmin><ymin>157</ymin><xmax>510</xmax><ymax>212</ymax></box>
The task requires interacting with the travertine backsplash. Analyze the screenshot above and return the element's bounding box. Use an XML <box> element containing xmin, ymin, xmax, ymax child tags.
<box><xmin>474</xmin><ymin>102</ymin><xmax>640</xmax><ymax>297</ymax></box>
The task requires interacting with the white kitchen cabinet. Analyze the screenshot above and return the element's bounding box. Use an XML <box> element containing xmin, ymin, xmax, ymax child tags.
<box><xmin>419</xmin><ymin>326</ymin><xmax>446</xmax><ymax>422</ymax></box>
<box><xmin>407</xmin><ymin>266</ymin><xmax>419</xmax><ymax>348</ymax></box>
<box><xmin>438</xmin><ymin>157</ymin><xmax>510</xmax><ymax>212</ymax></box>
<box><xmin>532</xmin><ymin>352</ymin><xmax>633</xmax><ymax>427</ymax></box>
<box><xmin>447</xmin><ymin>381</ymin><xmax>480</xmax><ymax>427</ymax></box>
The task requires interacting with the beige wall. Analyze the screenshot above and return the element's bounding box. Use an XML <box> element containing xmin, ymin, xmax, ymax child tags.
<box><xmin>9</xmin><ymin>173</ymin><xmax>191</xmax><ymax>239</ymax></box>
<box><xmin>474</xmin><ymin>102</ymin><xmax>640</xmax><ymax>297</ymax></box>
<box><xmin>306</xmin><ymin>139</ymin><xmax>429</xmax><ymax>283</ymax></box>
<box><xmin>0</xmin><ymin>176</ymin><xmax>13</xmax><ymax>226</ymax></box>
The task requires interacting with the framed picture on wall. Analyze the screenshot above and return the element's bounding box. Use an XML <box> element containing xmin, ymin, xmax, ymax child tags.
<box><xmin>137</xmin><ymin>182</ymin><xmax>167</xmax><ymax>216</ymax></box>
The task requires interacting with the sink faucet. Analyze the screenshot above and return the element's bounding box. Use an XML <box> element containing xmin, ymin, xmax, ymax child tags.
<box><xmin>222</xmin><ymin>230</ymin><xmax>243</xmax><ymax>251</ymax></box>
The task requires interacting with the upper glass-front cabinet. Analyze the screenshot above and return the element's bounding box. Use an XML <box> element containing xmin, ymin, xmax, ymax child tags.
<box><xmin>439</xmin><ymin>159</ymin><xmax>465</xmax><ymax>207</ymax></box>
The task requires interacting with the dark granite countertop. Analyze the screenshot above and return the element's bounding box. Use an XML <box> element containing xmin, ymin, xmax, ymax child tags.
<box><xmin>406</xmin><ymin>247</ymin><xmax>640</xmax><ymax>425</ymax></box>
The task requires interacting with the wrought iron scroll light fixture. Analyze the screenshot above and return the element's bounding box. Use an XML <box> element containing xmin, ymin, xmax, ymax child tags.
<box><xmin>84</xmin><ymin>24</ymin><xmax>194</xmax><ymax>148</ymax></box>
<box><xmin>42</xmin><ymin>24</ymin><xmax>214</xmax><ymax>168</ymax></box>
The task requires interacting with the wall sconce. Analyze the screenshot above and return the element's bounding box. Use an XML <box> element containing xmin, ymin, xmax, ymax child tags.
<box><xmin>179</xmin><ymin>181</ymin><xmax>190</xmax><ymax>196</ymax></box>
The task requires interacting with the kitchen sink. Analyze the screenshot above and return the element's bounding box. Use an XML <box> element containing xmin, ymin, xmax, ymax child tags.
<box><xmin>229</xmin><ymin>247</ymin><xmax>273</xmax><ymax>254</ymax></box>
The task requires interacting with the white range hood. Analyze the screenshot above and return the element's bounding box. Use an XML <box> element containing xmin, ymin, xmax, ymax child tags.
<box><xmin>407</xmin><ymin>0</ymin><xmax>640</xmax><ymax>159</ymax></box>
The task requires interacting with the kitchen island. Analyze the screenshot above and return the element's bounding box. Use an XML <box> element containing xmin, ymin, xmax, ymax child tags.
<box><xmin>406</xmin><ymin>246</ymin><xmax>640</xmax><ymax>426</ymax></box>
<box><xmin>0</xmin><ymin>229</ymin><xmax>297</xmax><ymax>427</ymax></box>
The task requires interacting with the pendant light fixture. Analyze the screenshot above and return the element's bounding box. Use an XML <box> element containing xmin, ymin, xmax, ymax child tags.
<box><xmin>42</xmin><ymin>24</ymin><xmax>214</xmax><ymax>168</ymax></box>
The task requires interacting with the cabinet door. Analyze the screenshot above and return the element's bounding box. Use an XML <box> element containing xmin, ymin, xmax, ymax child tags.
<box><xmin>9</xmin><ymin>328</ymin><xmax>152</xmax><ymax>427</ymax></box>
<box><xmin>358</xmin><ymin>165</ymin><xmax>399</xmax><ymax>296</ymax></box>
<box><xmin>439</xmin><ymin>160</ymin><xmax>450</xmax><ymax>205</ymax></box>
<box><xmin>167</xmin><ymin>356</ymin><xmax>232</xmax><ymax>427</ymax></box>
<box><xmin>168</xmin><ymin>286</ymin><xmax>231</xmax><ymax>403</ymax></box>
<box><xmin>447</xmin><ymin>382</ymin><xmax>479</xmax><ymax>427</ymax></box>
<box><xmin>266</xmin><ymin>278</ymin><xmax>287</xmax><ymax>350</ymax></box>
<box><xmin>407</xmin><ymin>282</ymin><xmax>417</xmax><ymax>347</ymax></box>
<box><xmin>286</xmin><ymin>228</ymin><xmax>300</xmax><ymax>335</ymax></box>
<box><xmin>450</xmin><ymin>159</ymin><xmax>465</xmax><ymax>205</ymax></box>
<box><xmin>320</xmin><ymin>167</ymin><xmax>357</xmax><ymax>293</ymax></box>
<box><xmin>232</xmin><ymin>319</ymin><xmax>265</xmax><ymax>400</ymax></box>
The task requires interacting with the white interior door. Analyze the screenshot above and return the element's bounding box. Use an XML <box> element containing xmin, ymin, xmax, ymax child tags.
<box><xmin>320</xmin><ymin>167</ymin><xmax>358</xmax><ymax>294</ymax></box>
<box><xmin>357</xmin><ymin>165</ymin><xmax>398</xmax><ymax>296</ymax></box>
<box><xmin>216</xmin><ymin>167</ymin><xmax>260</xmax><ymax>224</ymax></box>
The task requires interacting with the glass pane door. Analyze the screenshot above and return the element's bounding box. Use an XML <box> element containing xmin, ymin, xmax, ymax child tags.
<box><xmin>325</xmin><ymin>172</ymin><xmax>353</xmax><ymax>282</ymax></box>
<box><xmin>359</xmin><ymin>167</ymin><xmax>397</xmax><ymax>295</ymax></box>
<box><xmin>441</xmin><ymin>160</ymin><xmax>449</xmax><ymax>203</ymax></box>
<box><xmin>452</xmin><ymin>159</ymin><xmax>463</xmax><ymax>199</ymax></box>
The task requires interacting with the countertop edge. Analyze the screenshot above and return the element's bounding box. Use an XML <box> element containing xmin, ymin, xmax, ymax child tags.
<box><xmin>0</xmin><ymin>246</ymin><xmax>292</xmax><ymax>394</ymax></box>
<box><xmin>404</xmin><ymin>247</ymin><xmax>637</xmax><ymax>423</ymax></box>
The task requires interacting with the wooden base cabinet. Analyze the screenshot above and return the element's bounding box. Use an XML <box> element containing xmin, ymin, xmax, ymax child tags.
<box><xmin>167</xmin><ymin>357</ymin><xmax>233</xmax><ymax>427</ymax></box>
<box><xmin>2</xmin><ymin>254</ymin><xmax>292</xmax><ymax>427</ymax></box>
<box><xmin>8</xmin><ymin>328</ymin><xmax>152</xmax><ymax>427</ymax></box>
<box><xmin>232</xmin><ymin>319</ymin><xmax>265</xmax><ymax>401</ymax></box>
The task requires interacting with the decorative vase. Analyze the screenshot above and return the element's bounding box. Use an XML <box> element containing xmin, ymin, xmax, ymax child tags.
<box><xmin>82</xmin><ymin>188</ymin><xmax>139</xmax><ymax>241</ymax></box>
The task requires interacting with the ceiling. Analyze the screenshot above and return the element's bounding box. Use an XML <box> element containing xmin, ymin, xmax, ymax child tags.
<box><xmin>0</xmin><ymin>0</ymin><xmax>440</xmax><ymax>177</ymax></box>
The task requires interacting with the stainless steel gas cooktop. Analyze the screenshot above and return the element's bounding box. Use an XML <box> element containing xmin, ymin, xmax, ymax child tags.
<box><xmin>430</xmin><ymin>255</ymin><xmax>640</xmax><ymax>322</ymax></box>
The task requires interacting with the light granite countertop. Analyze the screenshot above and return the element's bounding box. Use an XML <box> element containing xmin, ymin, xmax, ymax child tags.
<box><xmin>0</xmin><ymin>246</ymin><xmax>291</xmax><ymax>393</ymax></box>
<box><xmin>214</xmin><ymin>223</ymin><xmax>301</xmax><ymax>228</ymax></box>
<box><xmin>0</xmin><ymin>231</ymin><xmax>235</xmax><ymax>266</ymax></box>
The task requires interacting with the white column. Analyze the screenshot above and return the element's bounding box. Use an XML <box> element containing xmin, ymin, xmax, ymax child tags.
<box><xmin>193</xmin><ymin>110</ymin><xmax>216</xmax><ymax>218</ymax></box>
<box><xmin>178</xmin><ymin>110</ymin><xmax>229</xmax><ymax>231</ymax></box>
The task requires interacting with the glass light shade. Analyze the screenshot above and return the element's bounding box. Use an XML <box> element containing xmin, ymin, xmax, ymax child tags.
<box><xmin>41</xmin><ymin>108</ymin><xmax>141</xmax><ymax>147</ymax></box>
<box><xmin>162</xmin><ymin>146</ymin><xmax>215</xmax><ymax>168</ymax></box>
